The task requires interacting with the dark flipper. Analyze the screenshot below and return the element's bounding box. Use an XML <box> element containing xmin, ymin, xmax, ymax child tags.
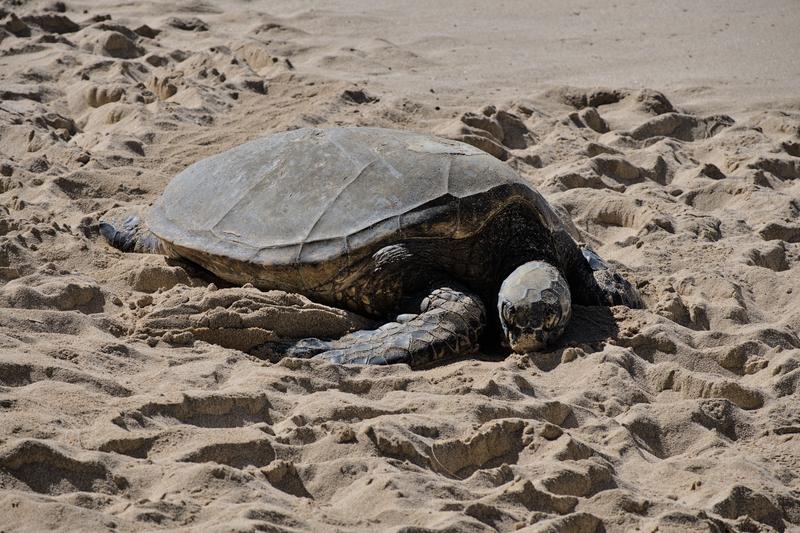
<box><xmin>580</xmin><ymin>246</ymin><xmax>643</xmax><ymax>308</ymax></box>
<box><xmin>279</xmin><ymin>285</ymin><xmax>486</xmax><ymax>368</ymax></box>
<box><xmin>99</xmin><ymin>208</ymin><xmax>165</xmax><ymax>255</ymax></box>
<box><xmin>551</xmin><ymin>229</ymin><xmax>642</xmax><ymax>308</ymax></box>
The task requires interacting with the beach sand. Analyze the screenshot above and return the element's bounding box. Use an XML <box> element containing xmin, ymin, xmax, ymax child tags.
<box><xmin>1</xmin><ymin>1</ymin><xmax>799</xmax><ymax>531</ymax></box>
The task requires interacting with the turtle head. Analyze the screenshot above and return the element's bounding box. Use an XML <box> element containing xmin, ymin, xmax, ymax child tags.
<box><xmin>497</xmin><ymin>261</ymin><xmax>572</xmax><ymax>353</ymax></box>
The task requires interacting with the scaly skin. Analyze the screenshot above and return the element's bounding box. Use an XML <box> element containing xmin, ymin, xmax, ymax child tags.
<box><xmin>308</xmin><ymin>286</ymin><xmax>486</xmax><ymax>367</ymax></box>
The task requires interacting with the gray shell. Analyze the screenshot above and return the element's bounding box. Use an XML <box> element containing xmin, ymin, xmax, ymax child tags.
<box><xmin>148</xmin><ymin>127</ymin><xmax>562</xmax><ymax>291</ymax></box>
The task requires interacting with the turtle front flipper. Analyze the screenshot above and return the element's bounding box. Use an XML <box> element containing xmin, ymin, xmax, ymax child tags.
<box><xmin>312</xmin><ymin>285</ymin><xmax>486</xmax><ymax>368</ymax></box>
<box><xmin>99</xmin><ymin>207</ymin><xmax>165</xmax><ymax>255</ymax></box>
<box><xmin>581</xmin><ymin>247</ymin><xmax>643</xmax><ymax>308</ymax></box>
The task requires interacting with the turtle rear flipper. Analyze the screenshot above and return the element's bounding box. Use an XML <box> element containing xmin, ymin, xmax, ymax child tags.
<box><xmin>100</xmin><ymin>208</ymin><xmax>165</xmax><ymax>255</ymax></box>
<box><xmin>306</xmin><ymin>285</ymin><xmax>486</xmax><ymax>368</ymax></box>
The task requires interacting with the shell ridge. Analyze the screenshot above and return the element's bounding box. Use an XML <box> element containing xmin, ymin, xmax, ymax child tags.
<box><xmin>209</xmin><ymin>159</ymin><xmax>281</xmax><ymax>238</ymax></box>
<box><xmin>326</xmin><ymin>130</ymin><xmax>370</xmax><ymax>175</ymax></box>
<box><xmin>295</xmin><ymin>158</ymin><xmax>379</xmax><ymax>262</ymax></box>
<box><xmin>374</xmin><ymin>151</ymin><xmax>403</xmax><ymax>180</ymax></box>
<box><xmin>443</xmin><ymin>157</ymin><xmax>452</xmax><ymax>192</ymax></box>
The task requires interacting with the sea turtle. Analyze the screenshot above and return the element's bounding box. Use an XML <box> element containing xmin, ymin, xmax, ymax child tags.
<box><xmin>101</xmin><ymin>127</ymin><xmax>641</xmax><ymax>367</ymax></box>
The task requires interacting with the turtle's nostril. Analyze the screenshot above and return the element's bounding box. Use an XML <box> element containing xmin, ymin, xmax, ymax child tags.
<box><xmin>519</xmin><ymin>327</ymin><xmax>544</xmax><ymax>344</ymax></box>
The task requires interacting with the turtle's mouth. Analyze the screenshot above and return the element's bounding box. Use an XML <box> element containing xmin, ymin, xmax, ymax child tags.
<box><xmin>506</xmin><ymin>326</ymin><xmax>548</xmax><ymax>353</ymax></box>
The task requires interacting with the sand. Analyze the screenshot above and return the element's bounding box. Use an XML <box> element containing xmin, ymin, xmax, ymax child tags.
<box><xmin>1</xmin><ymin>0</ymin><xmax>799</xmax><ymax>531</ymax></box>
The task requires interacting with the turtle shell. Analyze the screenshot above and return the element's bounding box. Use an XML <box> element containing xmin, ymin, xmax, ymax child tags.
<box><xmin>148</xmin><ymin>127</ymin><xmax>562</xmax><ymax>291</ymax></box>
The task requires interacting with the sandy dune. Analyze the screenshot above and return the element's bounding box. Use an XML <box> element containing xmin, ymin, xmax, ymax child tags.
<box><xmin>1</xmin><ymin>1</ymin><xmax>799</xmax><ymax>531</ymax></box>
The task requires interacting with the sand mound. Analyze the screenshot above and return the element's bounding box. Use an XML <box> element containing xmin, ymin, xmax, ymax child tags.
<box><xmin>135</xmin><ymin>284</ymin><xmax>373</xmax><ymax>353</ymax></box>
<box><xmin>1</xmin><ymin>1</ymin><xmax>799</xmax><ymax>531</ymax></box>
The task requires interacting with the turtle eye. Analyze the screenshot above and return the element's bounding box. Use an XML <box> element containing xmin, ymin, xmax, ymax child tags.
<box><xmin>502</xmin><ymin>302</ymin><xmax>516</xmax><ymax>324</ymax></box>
